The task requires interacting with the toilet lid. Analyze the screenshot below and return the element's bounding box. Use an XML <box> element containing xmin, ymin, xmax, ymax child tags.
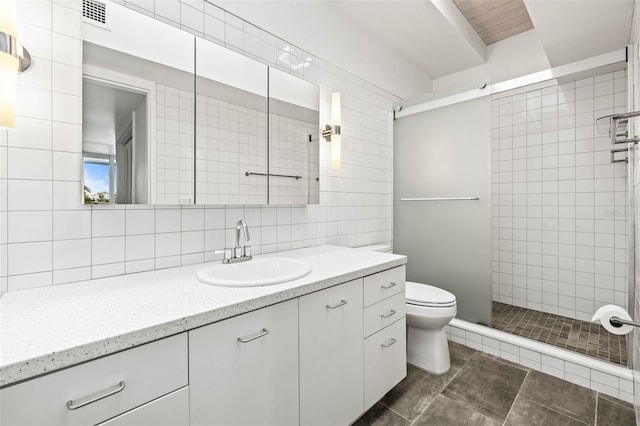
<box><xmin>406</xmin><ymin>281</ymin><xmax>456</xmax><ymax>307</ymax></box>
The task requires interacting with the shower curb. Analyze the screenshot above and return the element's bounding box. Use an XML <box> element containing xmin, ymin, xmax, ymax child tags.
<box><xmin>447</xmin><ymin>318</ymin><xmax>634</xmax><ymax>403</ymax></box>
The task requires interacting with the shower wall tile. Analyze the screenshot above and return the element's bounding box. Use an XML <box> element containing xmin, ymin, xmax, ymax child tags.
<box><xmin>491</xmin><ymin>70</ymin><xmax>628</xmax><ymax>321</ymax></box>
<box><xmin>0</xmin><ymin>0</ymin><xmax>397</xmax><ymax>295</ymax></box>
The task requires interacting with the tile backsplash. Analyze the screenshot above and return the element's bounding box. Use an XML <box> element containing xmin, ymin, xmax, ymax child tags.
<box><xmin>491</xmin><ymin>70</ymin><xmax>629</xmax><ymax>321</ymax></box>
<box><xmin>0</xmin><ymin>0</ymin><xmax>397</xmax><ymax>294</ymax></box>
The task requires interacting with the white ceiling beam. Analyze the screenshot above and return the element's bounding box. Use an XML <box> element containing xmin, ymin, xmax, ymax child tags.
<box><xmin>429</xmin><ymin>0</ymin><xmax>487</xmax><ymax>62</ymax></box>
<box><xmin>396</xmin><ymin>49</ymin><xmax>626</xmax><ymax>118</ymax></box>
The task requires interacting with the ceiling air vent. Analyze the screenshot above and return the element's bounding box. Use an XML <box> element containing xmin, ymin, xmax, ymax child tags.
<box><xmin>83</xmin><ymin>0</ymin><xmax>110</xmax><ymax>29</ymax></box>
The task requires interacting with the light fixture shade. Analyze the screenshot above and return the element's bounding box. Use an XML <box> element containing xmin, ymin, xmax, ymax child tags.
<box><xmin>0</xmin><ymin>0</ymin><xmax>19</xmax><ymax>129</ymax></box>
<box><xmin>0</xmin><ymin>0</ymin><xmax>18</xmax><ymax>37</ymax></box>
<box><xmin>331</xmin><ymin>134</ymin><xmax>341</xmax><ymax>169</ymax></box>
<box><xmin>330</xmin><ymin>92</ymin><xmax>341</xmax><ymax>169</ymax></box>
<box><xmin>0</xmin><ymin>53</ymin><xmax>18</xmax><ymax>129</ymax></box>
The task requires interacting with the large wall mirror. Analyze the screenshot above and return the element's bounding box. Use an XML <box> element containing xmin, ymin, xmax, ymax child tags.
<box><xmin>81</xmin><ymin>0</ymin><xmax>319</xmax><ymax>206</ymax></box>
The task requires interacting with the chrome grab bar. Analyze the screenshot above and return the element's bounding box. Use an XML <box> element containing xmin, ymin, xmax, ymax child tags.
<box><xmin>237</xmin><ymin>328</ymin><xmax>270</xmax><ymax>343</ymax></box>
<box><xmin>381</xmin><ymin>338</ymin><xmax>397</xmax><ymax>348</ymax></box>
<box><xmin>400</xmin><ymin>197</ymin><xmax>479</xmax><ymax>201</ymax></box>
<box><xmin>66</xmin><ymin>381</ymin><xmax>126</xmax><ymax>410</ymax></box>
<box><xmin>326</xmin><ymin>300</ymin><xmax>347</xmax><ymax>309</ymax></box>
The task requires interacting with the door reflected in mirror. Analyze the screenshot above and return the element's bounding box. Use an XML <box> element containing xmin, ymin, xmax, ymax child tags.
<box><xmin>82</xmin><ymin>78</ymin><xmax>147</xmax><ymax>204</ymax></box>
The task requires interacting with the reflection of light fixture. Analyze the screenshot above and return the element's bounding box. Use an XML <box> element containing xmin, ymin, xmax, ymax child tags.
<box><xmin>0</xmin><ymin>0</ymin><xmax>32</xmax><ymax>129</ymax></box>
<box><xmin>322</xmin><ymin>92</ymin><xmax>341</xmax><ymax>169</ymax></box>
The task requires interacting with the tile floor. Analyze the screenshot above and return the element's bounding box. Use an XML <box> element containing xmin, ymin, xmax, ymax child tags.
<box><xmin>492</xmin><ymin>302</ymin><xmax>627</xmax><ymax>366</ymax></box>
<box><xmin>355</xmin><ymin>342</ymin><xmax>636</xmax><ymax>426</ymax></box>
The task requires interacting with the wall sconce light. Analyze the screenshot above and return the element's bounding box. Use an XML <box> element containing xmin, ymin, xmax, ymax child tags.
<box><xmin>322</xmin><ymin>92</ymin><xmax>341</xmax><ymax>169</ymax></box>
<box><xmin>0</xmin><ymin>0</ymin><xmax>32</xmax><ymax>129</ymax></box>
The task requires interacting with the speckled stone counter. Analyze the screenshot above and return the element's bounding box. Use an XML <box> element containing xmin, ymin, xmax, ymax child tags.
<box><xmin>0</xmin><ymin>245</ymin><xmax>406</xmax><ymax>387</ymax></box>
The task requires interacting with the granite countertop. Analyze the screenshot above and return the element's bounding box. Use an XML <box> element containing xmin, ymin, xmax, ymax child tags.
<box><xmin>0</xmin><ymin>245</ymin><xmax>406</xmax><ymax>387</ymax></box>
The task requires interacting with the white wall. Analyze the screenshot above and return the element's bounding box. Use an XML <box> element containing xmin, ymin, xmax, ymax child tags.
<box><xmin>0</xmin><ymin>0</ymin><xmax>397</xmax><ymax>294</ymax></box>
<box><xmin>492</xmin><ymin>70</ymin><xmax>628</xmax><ymax>321</ymax></box>
<box><xmin>432</xmin><ymin>30</ymin><xmax>551</xmax><ymax>93</ymax></box>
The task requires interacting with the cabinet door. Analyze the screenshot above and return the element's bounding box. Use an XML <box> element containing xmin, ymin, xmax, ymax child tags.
<box><xmin>364</xmin><ymin>318</ymin><xmax>407</xmax><ymax>410</ymax></box>
<box><xmin>299</xmin><ymin>279</ymin><xmax>364</xmax><ymax>426</ymax></box>
<box><xmin>189</xmin><ymin>299</ymin><xmax>299</xmax><ymax>426</ymax></box>
<box><xmin>97</xmin><ymin>387</ymin><xmax>189</xmax><ymax>426</ymax></box>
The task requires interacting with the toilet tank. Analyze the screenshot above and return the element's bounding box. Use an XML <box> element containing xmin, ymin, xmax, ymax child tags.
<box><xmin>356</xmin><ymin>244</ymin><xmax>392</xmax><ymax>253</ymax></box>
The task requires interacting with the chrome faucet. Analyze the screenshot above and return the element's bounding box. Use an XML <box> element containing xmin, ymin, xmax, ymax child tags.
<box><xmin>220</xmin><ymin>220</ymin><xmax>252</xmax><ymax>264</ymax></box>
<box><xmin>235</xmin><ymin>219</ymin><xmax>250</xmax><ymax>255</ymax></box>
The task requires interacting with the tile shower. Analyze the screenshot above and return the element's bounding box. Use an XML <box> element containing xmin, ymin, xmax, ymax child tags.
<box><xmin>491</xmin><ymin>71</ymin><xmax>628</xmax><ymax>323</ymax></box>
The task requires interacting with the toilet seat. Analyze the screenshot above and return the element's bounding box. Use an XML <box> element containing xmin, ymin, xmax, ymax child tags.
<box><xmin>405</xmin><ymin>281</ymin><xmax>456</xmax><ymax>308</ymax></box>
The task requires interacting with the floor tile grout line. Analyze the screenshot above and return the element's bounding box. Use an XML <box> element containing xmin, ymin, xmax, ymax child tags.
<box><xmin>517</xmin><ymin>393</ymin><xmax>594</xmax><ymax>426</ymax></box>
<box><xmin>376</xmin><ymin>402</ymin><xmax>412</xmax><ymax>424</ymax></box>
<box><xmin>407</xmin><ymin>348</ymin><xmax>477</xmax><ymax>426</ymax></box>
<box><xmin>594</xmin><ymin>392</ymin><xmax>599</xmax><ymax>426</ymax></box>
<box><xmin>501</xmin><ymin>368</ymin><xmax>531</xmax><ymax>425</ymax></box>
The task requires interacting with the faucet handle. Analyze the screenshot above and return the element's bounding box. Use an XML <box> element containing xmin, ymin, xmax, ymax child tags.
<box><xmin>214</xmin><ymin>248</ymin><xmax>233</xmax><ymax>262</ymax></box>
<box><xmin>243</xmin><ymin>245</ymin><xmax>252</xmax><ymax>257</ymax></box>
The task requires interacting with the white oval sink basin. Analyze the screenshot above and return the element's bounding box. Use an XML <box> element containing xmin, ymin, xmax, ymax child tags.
<box><xmin>196</xmin><ymin>257</ymin><xmax>312</xmax><ymax>287</ymax></box>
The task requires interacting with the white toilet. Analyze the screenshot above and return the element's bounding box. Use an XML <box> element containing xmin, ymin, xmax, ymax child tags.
<box><xmin>405</xmin><ymin>281</ymin><xmax>457</xmax><ymax>374</ymax></box>
<box><xmin>359</xmin><ymin>245</ymin><xmax>457</xmax><ymax>375</ymax></box>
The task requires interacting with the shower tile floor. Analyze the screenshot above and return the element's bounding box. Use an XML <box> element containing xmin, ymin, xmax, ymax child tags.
<box><xmin>492</xmin><ymin>302</ymin><xmax>627</xmax><ymax>366</ymax></box>
<box><xmin>355</xmin><ymin>342</ymin><xmax>635</xmax><ymax>426</ymax></box>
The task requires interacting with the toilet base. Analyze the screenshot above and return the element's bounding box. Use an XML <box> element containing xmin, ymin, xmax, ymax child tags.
<box><xmin>407</xmin><ymin>325</ymin><xmax>450</xmax><ymax>375</ymax></box>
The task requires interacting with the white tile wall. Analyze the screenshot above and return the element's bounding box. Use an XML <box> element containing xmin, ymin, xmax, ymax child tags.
<box><xmin>268</xmin><ymin>113</ymin><xmax>318</xmax><ymax>205</ymax></box>
<box><xmin>0</xmin><ymin>0</ymin><xmax>396</xmax><ymax>295</ymax></box>
<box><xmin>195</xmin><ymin>96</ymin><xmax>268</xmax><ymax>205</ymax></box>
<box><xmin>491</xmin><ymin>71</ymin><xmax>628</xmax><ymax>321</ymax></box>
<box><xmin>156</xmin><ymin>84</ymin><xmax>195</xmax><ymax>205</ymax></box>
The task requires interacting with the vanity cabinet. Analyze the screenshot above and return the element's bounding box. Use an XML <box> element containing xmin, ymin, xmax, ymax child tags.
<box><xmin>188</xmin><ymin>299</ymin><xmax>299</xmax><ymax>426</ymax></box>
<box><xmin>1</xmin><ymin>258</ymin><xmax>408</xmax><ymax>426</ymax></box>
<box><xmin>0</xmin><ymin>334</ymin><xmax>188</xmax><ymax>426</ymax></box>
<box><xmin>299</xmin><ymin>279</ymin><xmax>364</xmax><ymax>426</ymax></box>
<box><xmin>362</xmin><ymin>266</ymin><xmax>407</xmax><ymax>410</ymax></box>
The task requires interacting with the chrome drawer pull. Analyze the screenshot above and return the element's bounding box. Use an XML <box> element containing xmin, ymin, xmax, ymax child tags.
<box><xmin>238</xmin><ymin>328</ymin><xmax>270</xmax><ymax>343</ymax></box>
<box><xmin>381</xmin><ymin>282</ymin><xmax>397</xmax><ymax>290</ymax></box>
<box><xmin>381</xmin><ymin>338</ymin><xmax>397</xmax><ymax>348</ymax></box>
<box><xmin>326</xmin><ymin>300</ymin><xmax>347</xmax><ymax>309</ymax></box>
<box><xmin>66</xmin><ymin>381</ymin><xmax>126</xmax><ymax>410</ymax></box>
<box><xmin>380</xmin><ymin>309</ymin><xmax>397</xmax><ymax>319</ymax></box>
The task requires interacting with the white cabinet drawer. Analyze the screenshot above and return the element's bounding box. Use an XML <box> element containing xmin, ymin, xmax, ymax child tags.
<box><xmin>364</xmin><ymin>318</ymin><xmax>407</xmax><ymax>410</ymax></box>
<box><xmin>299</xmin><ymin>279</ymin><xmax>364</xmax><ymax>426</ymax></box>
<box><xmin>97</xmin><ymin>386</ymin><xmax>189</xmax><ymax>426</ymax></box>
<box><xmin>189</xmin><ymin>299</ymin><xmax>299</xmax><ymax>426</ymax></box>
<box><xmin>0</xmin><ymin>333</ymin><xmax>188</xmax><ymax>426</ymax></box>
<box><xmin>363</xmin><ymin>292</ymin><xmax>406</xmax><ymax>338</ymax></box>
<box><xmin>363</xmin><ymin>266</ymin><xmax>406</xmax><ymax>307</ymax></box>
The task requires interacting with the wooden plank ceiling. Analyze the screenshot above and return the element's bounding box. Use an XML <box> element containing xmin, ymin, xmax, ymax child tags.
<box><xmin>452</xmin><ymin>0</ymin><xmax>534</xmax><ymax>45</ymax></box>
